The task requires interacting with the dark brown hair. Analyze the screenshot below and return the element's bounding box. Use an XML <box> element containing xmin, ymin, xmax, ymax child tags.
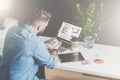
<box><xmin>28</xmin><ymin>9</ymin><xmax>51</xmax><ymax>24</ymax></box>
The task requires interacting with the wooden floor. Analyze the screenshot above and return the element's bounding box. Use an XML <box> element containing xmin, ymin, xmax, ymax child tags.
<box><xmin>45</xmin><ymin>68</ymin><xmax>109</xmax><ymax>80</ymax></box>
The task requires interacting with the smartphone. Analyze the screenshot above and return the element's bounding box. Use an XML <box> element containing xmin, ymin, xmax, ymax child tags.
<box><xmin>45</xmin><ymin>38</ymin><xmax>60</xmax><ymax>50</ymax></box>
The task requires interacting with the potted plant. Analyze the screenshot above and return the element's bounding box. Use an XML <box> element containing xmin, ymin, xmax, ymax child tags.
<box><xmin>75</xmin><ymin>1</ymin><xmax>104</xmax><ymax>48</ymax></box>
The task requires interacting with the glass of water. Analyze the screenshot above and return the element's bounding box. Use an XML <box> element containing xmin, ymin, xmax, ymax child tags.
<box><xmin>83</xmin><ymin>33</ymin><xmax>97</xmax><ymax>49</ymax></box>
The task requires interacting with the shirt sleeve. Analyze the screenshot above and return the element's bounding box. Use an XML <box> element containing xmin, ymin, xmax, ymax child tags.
<box><xmin>33</xmin><ymin>40</ymin><xmax>58</xmax><ymax>69</ymax></box>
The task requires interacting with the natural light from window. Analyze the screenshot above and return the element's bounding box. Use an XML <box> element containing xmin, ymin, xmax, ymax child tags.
<box><xmin>0</xmin><ymin>0</ymin><xmax>12</xmax><ymax>11</ymax></box>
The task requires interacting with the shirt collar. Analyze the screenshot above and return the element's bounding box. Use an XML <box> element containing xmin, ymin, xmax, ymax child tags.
<box><xmin>20</xmin><ymin>24</ymin><xmax>38</xmax><ymax>40</ymax></box>
<box><xmin>23</xmin><ymin>24</ymin><xmax>34</xmax><ymax>33</ymax></box>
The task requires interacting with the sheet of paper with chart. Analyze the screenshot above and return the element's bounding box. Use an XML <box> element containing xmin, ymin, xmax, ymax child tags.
<box><xmin>57</xmin><ymin>22</ymin><xmax>82</xmax><ymax>42</ymax></box>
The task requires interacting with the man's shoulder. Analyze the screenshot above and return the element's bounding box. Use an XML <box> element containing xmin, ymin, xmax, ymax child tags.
<box><xmin>7</xmin><ymin>26</ymin><xmax>19</xmax><ymax>34</ymax></box>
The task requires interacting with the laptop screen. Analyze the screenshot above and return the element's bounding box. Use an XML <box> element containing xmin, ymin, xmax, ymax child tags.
<box><xmin>57</xmin><ymin>22</ymin><xmax>82</xmax><ymax>42</ymax></box>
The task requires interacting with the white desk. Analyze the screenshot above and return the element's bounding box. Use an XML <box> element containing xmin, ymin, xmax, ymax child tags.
<box><xmin>40</xmin><ymin>36</ymin><xmax>120</xmax><ymax>80</ymax></box>
<box><xmin>0</xmin><ymin>36</ymin><xmax>120</xmax><ymax>79</ymax></box>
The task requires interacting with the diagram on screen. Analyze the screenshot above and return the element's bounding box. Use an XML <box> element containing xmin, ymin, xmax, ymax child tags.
<box><xmin>57</xmin><ymin>22</ymin><xmax>82</xmax><ymax>41</ymax></box>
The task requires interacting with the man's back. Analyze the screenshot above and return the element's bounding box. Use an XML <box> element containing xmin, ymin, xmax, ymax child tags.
<box><xmin>0</xmin><ymin>25</ymin><xmax>38</xmax><ymax>80</ymax></box>
<box><xmin>0</xmin><ymin>24</ymin><xmax>57</xmax><ymax>80</ymax></box>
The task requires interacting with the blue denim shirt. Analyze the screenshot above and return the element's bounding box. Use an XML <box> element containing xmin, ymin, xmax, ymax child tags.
<box><xmin>0</xmin><ymin>24</ymin><xmax>57</xmax><ymax>80</ymax></box>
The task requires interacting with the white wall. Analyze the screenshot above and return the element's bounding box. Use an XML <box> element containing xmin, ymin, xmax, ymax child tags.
<box><xmin>0</xmin><ymin>17</ymin><xmax>18</xmax><ymax>55</ymax></box>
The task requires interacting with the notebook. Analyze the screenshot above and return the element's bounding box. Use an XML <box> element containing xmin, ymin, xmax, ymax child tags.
<box><xmin>58</xmin><ymin>52</ymin><xmax>85</xmax><ymax>62</ymax></box>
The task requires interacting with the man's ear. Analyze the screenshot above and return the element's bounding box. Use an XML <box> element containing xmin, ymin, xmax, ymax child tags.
<box><xmin>37</xmin><ymin>25</ymin><xmax>42</xmax><ymax>31</ymax></box>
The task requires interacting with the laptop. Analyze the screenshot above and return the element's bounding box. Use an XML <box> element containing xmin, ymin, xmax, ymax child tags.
<box><xmin>57</xmin><ymin>22</ymin><xmax>82</xmax><ymax>51</ymax></box>
<box><xmin>45</xmin><ymin>22</ymin><xmax>82</xmax><ymax>51</ymax></box>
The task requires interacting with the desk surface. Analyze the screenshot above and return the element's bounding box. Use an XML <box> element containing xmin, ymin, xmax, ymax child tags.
<box><xmin>0</xmin><ymin>36</ymin><xmax>120</xmax><ymax>79</ymax></box>
<box><xmin>58</xmin><ymin>45</ymin><xmax>120</xmax><ymax>79</ymax></box>
<box><xmin>40</xmin><ymin>36</ymin><xmax>120</xmax><ymax>79</ymax></box>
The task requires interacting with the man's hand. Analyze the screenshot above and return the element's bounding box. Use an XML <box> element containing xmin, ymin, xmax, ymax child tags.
<box><xmin>50</xmin><ymin>49</ymin><xmax>61</xmax><ymax>63</ymax></box>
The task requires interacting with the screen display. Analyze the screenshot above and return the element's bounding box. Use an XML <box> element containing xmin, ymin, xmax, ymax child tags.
<box><xmin>57</xmin><ymin>22</ymin><xmax>82</xmax><ymax>42</ymax></box>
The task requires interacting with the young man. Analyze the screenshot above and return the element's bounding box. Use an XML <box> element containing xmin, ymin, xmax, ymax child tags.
<box><xmin>0</xmin><ymin>10</ymin><xmax>61</xmax><ymax>80</ymax></box>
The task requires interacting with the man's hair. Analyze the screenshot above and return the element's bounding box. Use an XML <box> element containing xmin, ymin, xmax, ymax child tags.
<box><xmin>28</xmin><ymin>9</ymin><xmax>51</xmax><ymax>24</ymax></box>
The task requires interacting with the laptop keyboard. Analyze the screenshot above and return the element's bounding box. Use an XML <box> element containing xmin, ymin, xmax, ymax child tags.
<box><xmin>57</xmin><ymin>37</ymin><xmax>71</xmax><ymax>48</ymax></box>
<box><xmin>58</xmin><ymin>46</ymin><xmax>67</xmax><ymax>52</ymax></box>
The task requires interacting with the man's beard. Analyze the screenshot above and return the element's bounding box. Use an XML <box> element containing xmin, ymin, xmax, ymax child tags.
<box><xmin>37</xmin><ymin>30</ymin><xmax>44</xmax><ymax>36</ymax></box>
